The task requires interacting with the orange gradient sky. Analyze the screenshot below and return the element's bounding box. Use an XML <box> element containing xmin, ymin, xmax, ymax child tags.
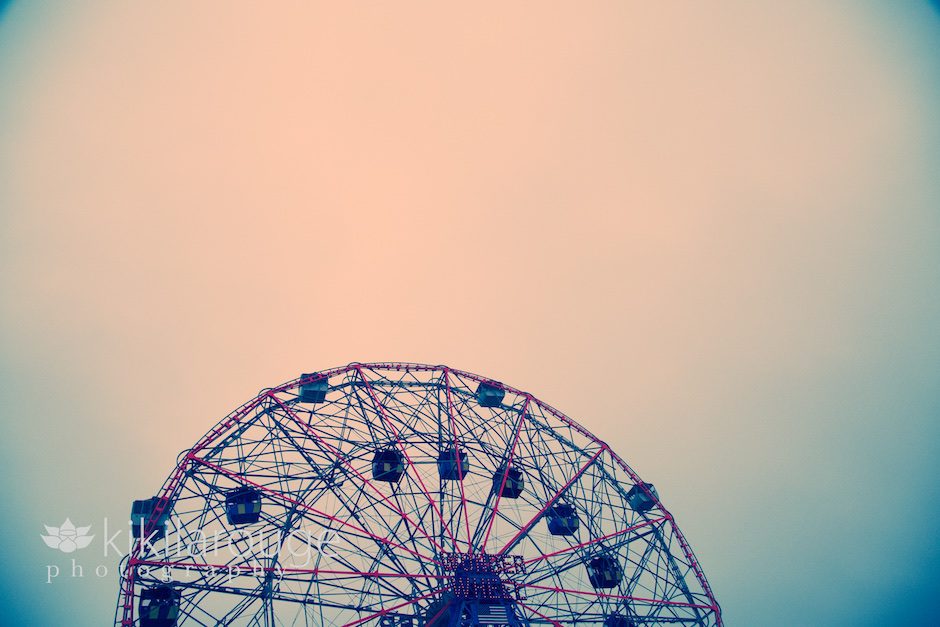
<box><xmin>1</xmin><ymin>2</ymin><xmax>939</xmax><ymax>625</ymax></box>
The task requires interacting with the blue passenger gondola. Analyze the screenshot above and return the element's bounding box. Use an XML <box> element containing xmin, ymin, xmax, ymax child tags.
<box><xmin>139</xmin><ymin>585</ymin><xmax>180</xmax><ymax>627</ymax></box>
<box><xmin>438</xmin><ymin>447</ymin><xmax>469</xmax><ymax>480</ymax></box>
<box><xmin>131</xmin><ymin>497</ymin><xmax>168</xmax><ymax>540</ymax></box>
<box><xmin>475</xmin><ymin>381</ymin><xmax>505</xmax><ymax>408</ymax></box>
<box><xmin>626</xmin><ymin>482</ymin><xmax>659</xmax><ymax>512</ymax></box>
<box><xmin>545</xmin><ymin>503</ymin><xmax>580</xmax><ymax>535</ymax></box>
<box><xmin>298</xmin><ymin>373</ymin><xmax>328</xmax><ymax>403</ymax></box>
<box><xmin>605</xmin><ymin>614</ymin><xmax>636</xmax><ymax>627</ymax></box>
<box><xmin>225</xmin><ymin>487</ymin><xmax>262</xmax><ymax>525</ymax></box>
<box><xmin>372</xmin><ymin>449</ymin><xmax>405</xmax><ymax>483</ymax></box>
<box><xmin>587</xmin><ymin>555</ymin><xmax>623</xmax><ymax>589</ymax></box>
<box><xmin>492</xmin><ymin>466</ymin><xmax>525</xmax><ymax>498</ymax></box>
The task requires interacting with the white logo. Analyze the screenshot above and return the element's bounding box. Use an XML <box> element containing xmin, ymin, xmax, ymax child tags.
<box><xmin>41</xmin><ymin>519</ymin><xmax>94</xmax><ymax>553</ymax></box>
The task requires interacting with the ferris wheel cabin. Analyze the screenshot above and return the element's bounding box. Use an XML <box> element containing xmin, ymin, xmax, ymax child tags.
<box><xmin>298</xmin><ymin>373</ymin><xmax>328</xmax><ymax>403</ymax></box>
<box><xmin>626</xmin><ymin>482</ymin><xmax>660</xmax><ymax>512</ymax></box>
<box><xmin>605</xmin><ymin>613</ymin><xmax>638</xmax><ymax>627</ymax></box>
<box><xmin>130</xmin><ymin>497</ymin><xmax>169</xmax><ymax>541</ymax></box>
<box><xmin>475</xmin><ymin>381</ymin><xmax>505</xmax><ymax>407</ymax></box>
<box><xmin>545</xmin><ymin>503</ymin><xmax>580</xmax><ymax>535</ymax></box>
<box><xmin>587</xmin><ymin>555</ymin><xmax>624</xmax><ymax>589</ymax></box>
<box><xmin>492</xmin><ymin>466</ymin><xmax>525</xmax><ymax>498</ymax></box>
<box><xmin>372</xmin><ymin>448</ymin><xmax>406</xmax><ymax>482</ymax></box>
<box><xmin>138</xmin><ymin>585</ymin><xmax>180</xmax><ymax>627</ymax></box>
<box><xmin>437</xmin><ymin>447</ymin><xmax>469</xmax><ymax>480</ymax></box>
<box><xmin>224</xmin><ymin>487</ymin><xmax>263</xmax><ymax>525</ymax></box>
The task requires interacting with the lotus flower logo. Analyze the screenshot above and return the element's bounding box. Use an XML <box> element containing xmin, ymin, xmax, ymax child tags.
<box><xmin>41</xmin><ymin>518</ymin><xmax>94</xmax><ymax>553</ymax></box>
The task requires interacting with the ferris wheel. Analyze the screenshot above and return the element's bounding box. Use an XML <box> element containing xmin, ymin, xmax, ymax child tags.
<box><xmin>116</xmin><ymin>362</ymin><xmax>721</xmax><ymax>626</ymax></box>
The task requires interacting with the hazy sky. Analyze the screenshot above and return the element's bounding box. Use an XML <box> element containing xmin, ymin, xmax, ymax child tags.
<box><xmin>1</xmin><ymin>2</ymin><xmax>939</xmax><ymax>625</ymax></box>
